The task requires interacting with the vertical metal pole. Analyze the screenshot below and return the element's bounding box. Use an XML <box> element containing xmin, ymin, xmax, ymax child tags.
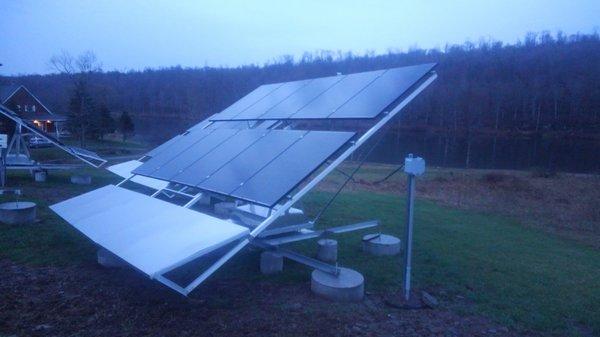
<box><xmin>0</xmin><ymin>148</ymin><xmax>5</xmax><ymax>188</ymax></box>
<box><xmin>403</xmin><ymin>173</ymin><xmax>415</xmax><ymax>300</ymax></box>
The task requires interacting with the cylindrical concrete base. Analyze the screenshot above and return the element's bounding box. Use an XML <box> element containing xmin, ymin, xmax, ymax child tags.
<box><xmin>317</xmin><ymin>239</ymin><xmax>338</xmax><ymax>263</ymax></box>
<box><xmin>260</xmin><ymin>251</ymin><xmax>283</xmax><ymax>274</ymax></box>
<box><xmin>0</xmin><ymin>202</ymin><xmax>37</xmax><ymax>224</ymax></box>
<box><xmin>97</xmin><ymin>248</ymin><xmax>127</xmax><ymax>268</ymax></box>
<box><xmin>362</xmin><ymin>234</ymin><xmax>401</xmax><ymax>256</ymax></box>
<box><xmin>71</xmin><ymin>175</ymin><xmax>92</xmax><ymax>185</ymax></box>
<box><xmin>33</xmin><ymin>170</ymin><xmax>47</xmax><ymax>182</ymax></box>
<box><xmin>311</xmin><ymin>267</ymin><xmax>364</xmax><ymax>302</ymax></box>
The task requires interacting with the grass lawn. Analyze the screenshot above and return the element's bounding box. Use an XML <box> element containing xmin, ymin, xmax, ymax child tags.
<box><xmin>0</xmin><ymin>169</ymin><xmax>599</xmax><ymax>336</ymax></box>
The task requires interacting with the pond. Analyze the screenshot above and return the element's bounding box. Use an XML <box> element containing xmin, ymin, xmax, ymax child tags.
<box><xmin>136</xmin><ymin>117</ymin><xmax>600</xmax><ymax>174</ymax></box>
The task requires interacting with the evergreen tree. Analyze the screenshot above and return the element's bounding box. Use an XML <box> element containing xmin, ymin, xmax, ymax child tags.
<box><xmin>118</xmin><ymin>111</ymin><xmax>134</xmax><ymax>141</ymax></box>
<box><xmin>67</xmin><ymin>84</ymin><xmax>95</xmax><ymax>147</ymax></box>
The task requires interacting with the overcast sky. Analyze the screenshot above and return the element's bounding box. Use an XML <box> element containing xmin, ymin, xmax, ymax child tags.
<box><xmin>1</xmin><ymin>0</ymin><xmax>598</xmax><ymax>75</ymax></box>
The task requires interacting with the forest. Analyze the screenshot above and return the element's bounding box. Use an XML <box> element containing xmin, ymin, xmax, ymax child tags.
<box><xmin>1</xmin><ymin>31</ymin><xmax>599</xmax><ymax>171</ymax></box>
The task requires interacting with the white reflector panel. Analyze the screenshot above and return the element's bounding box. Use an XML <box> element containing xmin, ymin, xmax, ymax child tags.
<box><xmin>50</xmin><ymin>185</ymin><xmax>249</xmax><ymax>277</ymax></box>
<box><xmin>107</xmin><ymin>160</ymin><xmax>169</xmax><ymax>190</ymax></box>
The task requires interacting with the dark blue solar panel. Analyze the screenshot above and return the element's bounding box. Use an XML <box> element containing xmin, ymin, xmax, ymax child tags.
<box><xmin>329</xmin><ymin>63</ymin><xmax>436</xmax><ymax>118</ymax></box>
<box><xmin>170</xmin><ymin>129</ymin><xmax>266</xmax><ymax>187</ymax></box>
<box><xmin>232</xmin><ymin>80</ymin><xmax>313</xmax><ymax>120</ymax></box>
<box><xmin>133</xmin><ymin>129</ymin><xmax>214</xmax><ymax>176</ymax></box>
<box><xmin>231</xmin><ymin>130</ymin><xmax>354</xmax><ymax>206</ymax></box>
<box><xmin>208</xmin><ymin>63</ymin><xmax>436</xmax><ymax>121</ymax></box>
<box><xmin>197</xmin><ymin>130</ymin><xmax>307</xmax><ymax>195</ymax></box>
<box><xmin>150</xmin><ymin>128</ymin><xmax>240</xmax><ymax>180</ymax></box>
<box><xmin>212</xmin><ymin>83</ymin><xmax>283</xmax><ymax>120</ymax></box>
<box><xmin>289</xmin><ymin>69</ymin><xmax>385</xmax><ymax>119</ymax></box>
<box><xmin>258</xmin><ymin>75</ymin><xmax>344</xmax><ymax>119</ymax></box>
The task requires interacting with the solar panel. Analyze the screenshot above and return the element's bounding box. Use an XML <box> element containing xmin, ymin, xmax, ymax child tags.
<box><xmin>133</xmin><ymin>129</ymin><xmax>214</xmax><ymax>176</ymax></box>
<box><xmin>209</xmin><ymin>64</ymin><xmax>436</xmax><ymax>121</ymax></box>
<box><xmin>135</xmin><ymin>129</ymin><xmax>354</xmax><ymax>206</ymax></box>
<box><xmin>231</xmin><ymin>130</ymin><xmax>354</xmax><ymax>206</ymax></box>
<box><xmin>197</xmin><ymin>130</ymin><xmax>307</xmax><ymax>195</ymax></box>
<box><xmin>211</xmin><ymin>83</ymin><xmax>283</xmax><ymax>120</ymax></box>
<box><xmin>50</xmin><ymin>185</ymin><xmax>249</xmax><ymax>277</ymax></box>
<box><xmin>258</xmin><ymin>75</ymin><xmax>344</xmax><ymax>119</ymax></box>
<box><xmin>151</xmin><ymin>128</ymin><xmax>239</xmax><ymax>181</ymax></box>
<box><xmin>289</xmin><ymin>69</ymin><xmax>385</xmax><ymax>119</ymax></box>
<box><xmin>169</xmin><ymin>129</ymin><xmax>266</xmax><ymax>186</ymax></box>
<box><xmin>231</xmin><ymin>79</ymin><xmax>312</xmax><ymax>120</ymax></box>
<box><xmin>328</xmin><ymin>64</ymin><xmax>436</xmax><ymax>118</ymax></box>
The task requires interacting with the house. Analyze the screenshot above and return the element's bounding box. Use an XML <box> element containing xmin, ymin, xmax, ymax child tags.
<box><xmin>0</xmin><ymin>84</ymin><xmax>67</xmax><ymax>138</ymax></box>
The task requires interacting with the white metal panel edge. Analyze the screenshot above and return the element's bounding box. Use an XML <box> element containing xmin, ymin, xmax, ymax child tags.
<box><xmin>107</xmin><ymin>160</ymin><xmax>169</xmax><ymax>190</ymax></box>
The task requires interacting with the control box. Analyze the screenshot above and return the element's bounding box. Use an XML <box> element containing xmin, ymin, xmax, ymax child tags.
<box><xmin>404</xmin><ymin>154</ymin><xmax>425</xmax><ymax>176</ymax></box>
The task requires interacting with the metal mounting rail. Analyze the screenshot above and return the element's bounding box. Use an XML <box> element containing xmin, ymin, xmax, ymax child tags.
<box><xmin>259</xmin><ymin>220</ymin><xmax>379</xmax><ymax>246</ymax></box>
<box><xmin>252</xmin><ymin>241</ymin><xmax>340</xmax><ymax>276</ymax></box>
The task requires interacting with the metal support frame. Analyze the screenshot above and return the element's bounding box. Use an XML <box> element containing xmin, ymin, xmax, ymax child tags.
<box><xmin>258</xmin><ymin>220</ymin><xmax>379</xmax><ymax>246</ymax></box>
<box><xmin>403</xmin><ymin>172</ymin><xmax>415</xmax><ymax>300</ymax></box>
<box><xmin>0</xmin><ymin>104</ymin><xmax>107</xmax><ymax>168</ymax></box>
<box><xmin>253</xmin><ymin>241</ymin><xmax>340</xmax><ymax>275</ymax></box>
<box><xmin>151</xmin><ymin>72</ymin><xmax>438</xmax><ymax>295</ymax></box>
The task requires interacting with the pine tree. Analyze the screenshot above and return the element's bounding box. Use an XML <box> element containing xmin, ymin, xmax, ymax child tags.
<box><xmin>118</xmin><ymin>111</ymin><xmax>134</xmax><ymax>142</ymax></box>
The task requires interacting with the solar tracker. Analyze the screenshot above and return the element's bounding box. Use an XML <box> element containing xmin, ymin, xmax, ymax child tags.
<box><xmin>0</xmin><ymin>104</ymin><xmax>106</xmax><ymax>167</ymax></box>
<box><xmin>135</xmin><ymin>129</ymin><xmax>354</xmax><ymax>206</ymax></box>
<box><xmin>50</xmin><ymin>63</ymin><xmax>438</xmax><ymax>296</ymax></box>
<box><xmin>209</xmin><ymin>63</ymin><xmax>436</xmax><ymax>121</ymax></box>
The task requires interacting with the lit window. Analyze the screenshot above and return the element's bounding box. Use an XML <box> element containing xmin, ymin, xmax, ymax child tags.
<box><xmin>24</xmin><ymin>105</ymin><xmax>28</xmax><ymax>112</ymax></box>
<box><xmin>32</xmin><ymin>105</ymin><xmax>36</xmax><ymax>112</ymax></box>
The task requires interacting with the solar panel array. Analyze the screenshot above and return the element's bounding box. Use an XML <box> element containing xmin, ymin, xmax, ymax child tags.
<box><xmin>134</xmin><ymin>128</ymin><xmax>354</xmax><ymax>206</ymax></box>
<box><xmin>210</xmin><ymin>63</ymin><xmax>436</xmax><ymax>121</ymax></box>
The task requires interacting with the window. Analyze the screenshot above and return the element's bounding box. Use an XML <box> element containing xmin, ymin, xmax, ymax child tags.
<box><xmin>16</xmin><ymin>105</ymin><xmax>21</xmax><ymax>111</ymax></box>
<box><xmin>32</xmin><ymin>105</ymin><xmax>36</xmax><ymax>112</ymax></box>
<box><xmin>24</xmin><ymin>105</ymin><xmax>28</xmax><ymax>112</ymax></box>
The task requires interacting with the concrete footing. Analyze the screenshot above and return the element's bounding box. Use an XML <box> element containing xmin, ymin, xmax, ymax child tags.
<box><xmin>97</xmin><ymin>248</ymin><xmax>127</xmax><ymax>268</ymax></box>
<box><xmin>362</xmin><ymin>233</ymin><xmax>401</xmax><ymax>256</ymax></box>
<box><xmin>260</xmin><ymin>251</ymin><xmax>283</xmax><ymax>274</ymax></box>
<box><xmin>33</xmin><ymin>170</ymin><xmax>47</xmax><ymax>182</ymax></box>
<box><xmin>311</xmin><ymin>267</ymin><xmax>364</xmax><ymax>302</ymax></box>
<box><xmin>316</xmin><ymin>239</ymin><xmax>338</xmax><ymax>263</ymax></box>
<box><xmin>0</xmin><ymin>201</ymin><xmax>37</xmax><ymax>224</ymax></box>
<box><xmin>71</xmin><ymin>175</ymin><xmax>92</xmax><ymax>185</ymax></box>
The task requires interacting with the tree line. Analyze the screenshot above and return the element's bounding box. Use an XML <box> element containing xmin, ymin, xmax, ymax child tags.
<box><xmin>1</xmin><ymin>31</ymin><xmax>598</xmax><ymax>146</ymax></box>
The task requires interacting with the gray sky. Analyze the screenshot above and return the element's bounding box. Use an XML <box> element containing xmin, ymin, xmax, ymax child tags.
<box><xmin>1</xmin><ymin>0</ymin><xmax>598</xmax><ymax>75</ymax></box>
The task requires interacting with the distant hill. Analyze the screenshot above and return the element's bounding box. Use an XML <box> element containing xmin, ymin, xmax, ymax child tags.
<box><xmin>2</xmin><ymin>31</ymin><xmax>599</xmax><ymax>144</ymax></box>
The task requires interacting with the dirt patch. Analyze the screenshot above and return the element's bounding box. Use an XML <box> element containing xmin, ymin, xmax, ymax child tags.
<box><xmin>0</xmin><ymin>260</ymin><xmax>538</xmax><ymax>337</ymax></box>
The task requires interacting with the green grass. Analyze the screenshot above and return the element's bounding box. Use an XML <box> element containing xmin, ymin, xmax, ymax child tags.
<box><xmin>0</xmin><ymin>171</ymin><xmax>598</xmax><ymax>336</ymax></box>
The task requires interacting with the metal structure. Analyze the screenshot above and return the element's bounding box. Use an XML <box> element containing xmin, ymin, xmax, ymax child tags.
<box><xmin>402</xmin><ymin>154</ymin><xmax>425</xmax><ymax>300</ymax></box>
<box><xmin>0</xmin><ymin>104</ymin><xmax>106</xmax><ymax>169</ymax></box>
<box><xmin>51</xmin><ymin>64</ymin><xmax>438</xmax><ymax>296</ymax></box>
